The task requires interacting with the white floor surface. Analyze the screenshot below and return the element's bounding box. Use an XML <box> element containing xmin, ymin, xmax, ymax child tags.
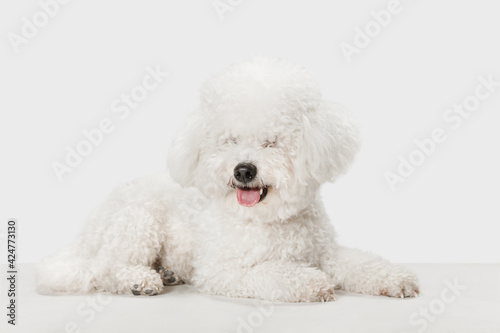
<box><xmin>1</xmin><ymin>263</ymin><xmax>499</xmax><ymax>333</ymax></box>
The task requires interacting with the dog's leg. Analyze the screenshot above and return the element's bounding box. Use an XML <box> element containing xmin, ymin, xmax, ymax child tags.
<box><xmin>89</xmin><ymin>204</ymin><xmax>169</xmax><ymax>296</ymax></box>
<box><xmin>322</xmin><ymin>246</ymin><xmax>419</xmax><ymax>298</ymax></box>
<box><xmin>193</xmin><ymin>261</ymin><xmax>335</xmax><ymax>302</ymax></box>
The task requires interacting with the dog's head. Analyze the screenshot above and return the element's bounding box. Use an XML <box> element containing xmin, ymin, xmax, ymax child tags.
<box><xmin>168</xmin><ymin>57</ymin><xmax>359</xmax><ymax>221</ymax></box>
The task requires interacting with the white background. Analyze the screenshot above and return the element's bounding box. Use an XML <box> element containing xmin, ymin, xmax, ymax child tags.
<box><xmin>1</xmin><ymin>0</ymin><xmax>499</xmax><ymax>264</ymax></box>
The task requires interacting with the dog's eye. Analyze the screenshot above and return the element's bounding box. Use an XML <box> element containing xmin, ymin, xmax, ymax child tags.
<box><xmin>262</xmin><ymin>138</ymin><xmax>277</xmax><ymax>148</ymax></box>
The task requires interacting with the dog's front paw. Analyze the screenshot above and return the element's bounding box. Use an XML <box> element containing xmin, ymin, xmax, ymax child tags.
<box><xmin>157</xmin><ymin>266</ymin><xmax>184</xmax><ymax>286</ymax></box>
<box><xmin>380</xmin><ymin>267</ymin><xmax>419</xmax><ymax>298</ymax></box>
<box><xmin>130</xmin><ymin>282</ymin><xmax>162</xmax><ymax>296</ymax></box>
<box><xmin>304</xmin><ymin>283</ymin><xmax>336</xmax><ymax>302</ymax></box>
<box><xmin>126</xmin><ymin>268</ymin><xmax>164</xmax><ymax>296</ymax></box>
<box><xmin>288</xmin><ymin>269</ymin><xmax>336</xmax><ymax>303</ymax></box>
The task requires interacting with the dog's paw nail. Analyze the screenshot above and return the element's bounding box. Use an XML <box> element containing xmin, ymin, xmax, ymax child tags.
<box><xmin>131</xmin><ymin>290</ymin><xmax>141</xmax><ymax>296</ymax></box>
<box><xmin>164</xmin><ymin>270</ymin><xmax>173</xmax><ymax>277</ymax></box>
<box><xmin>152</xmin><ymin>292</ymin><xmax>158</xmax><ymax>296</ymax></box>
<box><xmin>133</xmin><ymin>284</ymin><xmax>139</xmax><ymax>289</ymax></box>
<box><xmin>145</xmin><ymin>289</ymin><xmax>153</xmax><ymax>294</ymax></box>
<box><xmin>157</xmin><ymin>266</ymin><xmax>165</xmax><ymax>273</ymax></box>
<box><xmin>168</xmin><ymin>277</ymin><xmax>176</xmax><ymax>283</ymax></box>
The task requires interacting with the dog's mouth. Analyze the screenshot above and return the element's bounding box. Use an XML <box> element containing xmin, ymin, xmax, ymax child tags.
<box><xmin>236</xmin><ymin>187</ymin><xmax>268</xmax><ymax>207</ymax></box>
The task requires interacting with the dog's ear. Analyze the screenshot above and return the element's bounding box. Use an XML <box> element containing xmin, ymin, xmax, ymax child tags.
<box><xmin>297</xmin><ymin>101</ymin><xmax>360</xmax><ymax>185</ymax></box>
<box><xmin>167</xmin><ymin>110</ymin><xmax>205</xmax><ymax>188</ymax></box>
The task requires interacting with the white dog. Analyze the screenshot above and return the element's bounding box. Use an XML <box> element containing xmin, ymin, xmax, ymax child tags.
<box><xmin>38</xmin><ymin>57</ymin><xmax>419</xmax><ymax>302</ymax></box>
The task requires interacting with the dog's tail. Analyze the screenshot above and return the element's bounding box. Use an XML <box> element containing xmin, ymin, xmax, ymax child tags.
<box><xmin>37</xmin><ymin>244</ymin><xmax>96</xmax><ymax>295</ymax></box>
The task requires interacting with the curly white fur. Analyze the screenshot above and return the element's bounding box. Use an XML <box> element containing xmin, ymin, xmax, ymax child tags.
<box><xmin>37</xmin><ymin>57</ymin><xmax>419</xmax><ymax>302</ymax></box>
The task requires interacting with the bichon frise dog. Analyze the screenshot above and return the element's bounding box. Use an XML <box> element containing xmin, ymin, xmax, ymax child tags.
<box><xmin>38</xmin><ymin>57</ymin><xmax>419</xmax><ymax>302</ymax></box>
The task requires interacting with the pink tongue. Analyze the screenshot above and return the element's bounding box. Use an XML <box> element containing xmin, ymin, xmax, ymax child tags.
<box><xmin>236</xmin><ymin>188</ymin><xmax>260</xmax><ymax>207</ymax></box>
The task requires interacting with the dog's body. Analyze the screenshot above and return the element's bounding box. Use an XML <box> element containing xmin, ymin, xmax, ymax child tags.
<box><xmin>38</xmin><ymin>57</ymin><xmax>419</xmax><ymax>302</ymax></box>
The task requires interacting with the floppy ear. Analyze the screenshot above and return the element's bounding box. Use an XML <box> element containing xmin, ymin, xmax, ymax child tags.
<box><xmin>167</xmin><ymin>110</ymin><xmax>205</xmax><ymax>188</ymax></box>
<box><xmin>298</xmin><ymin>101</ymin><xmax>360</xmax><ymax>185</ymax></box>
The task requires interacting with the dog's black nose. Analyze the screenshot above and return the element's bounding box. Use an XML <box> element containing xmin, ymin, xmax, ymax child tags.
<box><xmin>234</xmin><ymin>162</ymin><xmax>257</xmax><ymax>184</ymax></box>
